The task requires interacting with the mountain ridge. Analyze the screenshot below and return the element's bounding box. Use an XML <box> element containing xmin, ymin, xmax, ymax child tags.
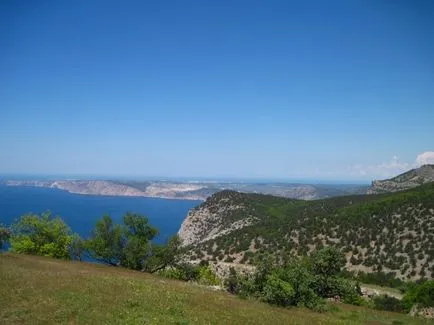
<box><xmin>368</xmin><ymin>164</ymin><xmax>434</xmax><ymax>194</ymax></box>
<box><xmin>178</xmin><ymin>182</ymin><xmax>434</xmax><ymax>280</ymax></box>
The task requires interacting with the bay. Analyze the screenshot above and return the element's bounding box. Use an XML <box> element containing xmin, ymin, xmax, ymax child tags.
<box><xmin>0</xmin><ymin>185</ymin><xmax>201</xmax><ymax>243</ymax></box>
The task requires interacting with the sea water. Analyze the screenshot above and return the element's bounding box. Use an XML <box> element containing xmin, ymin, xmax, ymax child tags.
<box><xmin>0</xmin><ymin>185</ymin><xmax>201</xmax><ymax>243</ymax></box>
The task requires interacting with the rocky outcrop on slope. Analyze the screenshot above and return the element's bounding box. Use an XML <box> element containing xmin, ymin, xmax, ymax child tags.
<box><xmin>178</xmin><ymin>191</ymin><xmax>258</xmax><ymax>247</ymax></box>
<box><xmin>368</xmin><ymin>165</ymin><xmax>434</xmax><ymax>194</ymax></box>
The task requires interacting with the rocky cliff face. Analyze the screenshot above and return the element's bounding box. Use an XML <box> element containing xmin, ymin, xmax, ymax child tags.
<box><xmin>178</xmin><ymin>191</ymin><xmax>257</xmax><ymax>247</ymax></box>
<box><xmin>367</xmin><ymin>164</ymin><xmax>434</xmax><ymax>194</ymax></box>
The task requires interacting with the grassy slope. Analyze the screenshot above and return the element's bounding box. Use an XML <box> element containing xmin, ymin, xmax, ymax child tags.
<box><xmin>1</xmin><ymin>254</ymin><xmax>433</xmax><ymax>325</ymax></box>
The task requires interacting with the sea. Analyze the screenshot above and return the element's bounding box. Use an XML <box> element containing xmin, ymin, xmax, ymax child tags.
<box><xmin>0</xmin><ymin>185</ymin><xmax>201</xmax><ymax>244</ymax></box>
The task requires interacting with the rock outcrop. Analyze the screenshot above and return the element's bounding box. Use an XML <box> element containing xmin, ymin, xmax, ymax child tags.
<box><xmin>368</xmin><ymin>164</ymin><xmax>434</xmax><ymax>194</ymax></box>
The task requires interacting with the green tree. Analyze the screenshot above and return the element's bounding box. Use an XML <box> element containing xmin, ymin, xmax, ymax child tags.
<box><xmin>143</xmin><ymin>235</ymin><xmax>183</xmax><ymax>273</ymax></box>
<box><xmin>263</xmin><ymin>273</ymin><xmax>295</xmax><ymax>306</ymax></box>
<box><xmin>70</xmin><ymin>234</ymin><xmax>85</xmax><ymax>261</ymax></box>
<box><xmin>310</xmin><ymin>246</ymin><xmax>346</xmax><ymax>278</ymax></box>
<box><xmin>121</xmin><ymin>212</ymin><xmax>158</xmax><ymax>269</ymax></box>
<box><xmin>87</xmin><ymin>213</ymin><xmax>163</xmax><ymax>270</ymax></box>
<box><xmin>403</xmin><ymin>280</ymin><xmax>434</xmax><ymax>311</ymax></box>
<box><xmin>0</xmin><ymin>225</ymin><xmax>10</xmax><ymax>248</ymax></box>
<box><xmin>86</xmin><ymin>215</ymin><xmax>124</xmax><ymax>266</ymax></box>
<box><xmin>10</xmin><ymin>212</ymin><xmax>73</xmax><ymax>259</ymax></box>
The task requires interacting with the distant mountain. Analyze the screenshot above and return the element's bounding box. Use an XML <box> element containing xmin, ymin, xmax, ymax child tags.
<box><xmin>179</xmin><ymin>183</ymin><xmax>434</xmax><ymax>280</ymax></box>
<box><xmin>1</xmin><ymin>179</ymin><xmax>368</xmax><ymax>201</ymax></box>
<box><xmin>368</xmin><ymin>165</ymin><xmax>434</xmax><ymax>194</ymax></box>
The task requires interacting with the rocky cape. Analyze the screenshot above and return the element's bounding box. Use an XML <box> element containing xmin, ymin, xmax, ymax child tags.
<box><xmin>368</xmin><ymin>164</ymin><xmax>434</xmax><ymax>194</ymax></box>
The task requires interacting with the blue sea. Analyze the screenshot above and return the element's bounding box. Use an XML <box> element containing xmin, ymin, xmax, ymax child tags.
<box><xmin>0</xmin><ymin>185</ymin><xmax>201</xmax><ymax>243</ymax></box>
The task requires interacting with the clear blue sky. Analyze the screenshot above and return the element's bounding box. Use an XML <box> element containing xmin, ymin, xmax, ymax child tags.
<box><xmin>1</xmin><ymin>1</ymin><xmax>433</xmax><ymax>181</ymax></box>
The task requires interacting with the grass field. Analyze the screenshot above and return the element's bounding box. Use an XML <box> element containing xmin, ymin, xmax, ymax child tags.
<box><xmin>1</xmin><ymin>253</ymin><xmax>433</xmax><ymax>325</ymax></box>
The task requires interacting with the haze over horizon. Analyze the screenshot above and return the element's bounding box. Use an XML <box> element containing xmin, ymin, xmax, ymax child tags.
<box><xmin>1</xmin><ymin>1</ymin><xmax>433</xmax><ymax>181</ymax></box>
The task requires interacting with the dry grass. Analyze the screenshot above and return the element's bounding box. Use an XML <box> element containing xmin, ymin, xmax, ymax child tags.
<box><xmin>1</xmin><ymin>253</ymin><xmax>433</xmax><ymax>325</ymax></box>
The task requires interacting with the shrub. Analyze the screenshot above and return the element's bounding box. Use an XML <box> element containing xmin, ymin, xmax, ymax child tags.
<box><xmin>159</xmin><ymin>263</ymin><xmax>200</xmax><ymax>282</ymax></box>
<box><xmin>10</xmin><ymin>212</ymin><xmax>74</xmax><ymax>259</ymax></box>
<box><xmin>0</xmin><ymin>226</ymin><xmax>10</xmax><ymax>248</ymax></box>
<box><xmin>373</xmin><ymin>295</ymin><xmax>405</xmax><ymax>313</ymax></box>
<box><xmin>225</xmin><ymin>267</ymin><xmax>240</xmax><ymax>294</ymax></box>
<box><xmin>198</xmin><ymin>265</ymin><xmax>220</xmax><ymax>286</ymax></box>
<box><xmin>262</xmin><ymin>273</ymin><xmax>295</xmax><ymax>306</ymax></box>
<box><xmin>403</xmin><ymin>280</ymin><xmax>434</xmax><ymax>311</ymax></box>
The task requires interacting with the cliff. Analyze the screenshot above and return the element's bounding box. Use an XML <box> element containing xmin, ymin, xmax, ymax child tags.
<box><xmin>368</xmin><ymin>164</ymin><xmax>434</xmax><ymax>194</ymax></box>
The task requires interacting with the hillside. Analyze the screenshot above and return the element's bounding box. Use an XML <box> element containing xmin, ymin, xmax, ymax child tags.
<box><xmin>368</xmin><ymin>165</ymin><xmax>434</xmax><ymax>194</ymax></box>
<box><xmin>178</xmin><ymin>183</ymin><xmax>434</xmax><ymax>280</ymax></box>
<box><xmin>1</xmin><ymin>254</ymin><xmax>432</xmax><ymax>325</ymax></box>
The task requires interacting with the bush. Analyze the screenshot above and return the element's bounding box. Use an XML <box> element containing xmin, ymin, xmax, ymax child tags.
<box><xmin>225</xmin><ymin>267</ymin><xmax>240</xmax><ymax>294</ymax></box>
<box><xmin>159</xmin><ymin>263</ymin><xmax>200</xmax><ymax>282</ymax></box>
<box><xmin>223</xmin><ymin>247</ymin><xmax>362</xmax><ymax>312</ymax></box>
<box><xmin>198</xmin><ymin>265</ymin><xmax>220</xmax><ymax>286</ymax></box>
<box><xmin>0</xmin><ymin>226</ymin><xmax>10</xmax><ymax>248</ymax></box>
<box><xmin>403</xmin><ymin>280</ymin><xmax>434</xmax><ymax>311</ymax></box>
<box><xmin>262</xmin><ymin>273</ymin><xmax>295</xmax><ymax>306</ymax></box>
<box><xmin>373</xmin><ymin>295</ymin><xmax>405</xmax><ymax>313</ymax></box>
<box><xmin>10</xmin><ymin>212</ymin><xmax>74</xmax><ymax>259</ymax></box>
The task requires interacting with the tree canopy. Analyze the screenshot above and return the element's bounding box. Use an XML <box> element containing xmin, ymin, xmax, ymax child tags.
<box><xmin>10</xmin><ymin>212</ymin><xmax>74</xmax><ymax>259</ymax></box>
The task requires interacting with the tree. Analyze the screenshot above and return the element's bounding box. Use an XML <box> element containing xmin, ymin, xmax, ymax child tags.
<box><xmin>70</xmin><ymin>234</ymin><xmax>85</xmax><ymax>261</ymax></box>
<box><xmin>86</xmin><ymin>213</ymin><xmax>161</xmax><ymax>270</ymax></box>
<box><xmin>10</xmin><ymin>212</ymin><xmax>73</xmax><ymax>259</ymax></box>
<box><xmin>121</xmin><ymin>212</ymin><xmax>158</xmax><ymax>270</ymax></box>
<box><xmin>86</xmin><ymin>215</ymin><xmax>124</xmax><ymax>266</ymax></box>
<box><xmin>143</xmin><ymin>235</ymin><xmax>183</xmax><ymax>273</ymax></box>
<box><xmin>0</xmin><ymin>226</ymin><xmax>10</xmax><ymax>248</ymax></box>
<box><xmin>311</xmin><ymin>246</ymin><xmax>346</xmax><ymax>278</ymax></box>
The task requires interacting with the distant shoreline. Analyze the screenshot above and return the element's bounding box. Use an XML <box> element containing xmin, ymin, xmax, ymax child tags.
<box><xmin>1</xmin><ymin>179</ymin><xmax>369</xmax><ymax>201</ymax></box>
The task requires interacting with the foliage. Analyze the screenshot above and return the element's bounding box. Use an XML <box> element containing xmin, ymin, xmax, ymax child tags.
<box><xmin>158</xmin><ymin>263</ymin><xmax>201</xmax><ymax>282</ymax></box>
<box><xmin>10</xmin><ymin>212</ymin><xmax>74</xmax><ymax>259</ymax></box>
<box><xmin>86</xmin><ymin>212</ymin><xmax>164</xmax><ymax>270</ymax></box>
<box><xmin>0</xmin><ymin>225</ymin><xmax>11</xmax><ymax>248</ymax></box>
<box><xmin>373</xmin><ymin>295</ymin><xmax>405</xmax><ymax>313</ymax></box>
<box><xmin>70</xmin><ymin>234</ymin><xmax>85</xmax><ymax>261</ymax></box>
<box><xmin>158</xmin><ymin>261</ymin><xmax>219</xmax><ymax>286</ymax></box>
<box><xmin>224</xmin><ymin>247</ymin><xmax>362</xmax><ymax>311</ymax></box>
<box><xmin>86</xmin><ymin>215</ymin><xmax>124</xmax><ymax>265</ymax></box>
<box><xmin>352</xmin><ymin>271</ymin><xmax>406</xmax><ymax>289</ymax></box>
<box><xmin>143</xmin><ymin>235</ymin><xmax>183</xmax><ymax>273</ymax></box>
<box><xmin>197</xmin><ymin>264</ymin><xmax>220</xmax><ymax>286</ymax></box>
<box><xmin>262</xmin><ymin>273</ymin><xmax>295</xmax><ymax>306</ymax></box>
<box><xmin>186</xmin><ymin>183</ymin><xmax>434</xmax><ymax>280</ymax></box>
<box><xmin>402</xmin><ymin>280</ymin><xmax>434</xmax><ymax>311</ymax></box>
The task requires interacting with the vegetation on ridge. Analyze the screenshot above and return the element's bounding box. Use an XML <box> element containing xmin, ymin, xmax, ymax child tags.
<box><xmin>182</xmin><ymin>182</ymin><xmax>434</xmax><ymax>280</ymax></box>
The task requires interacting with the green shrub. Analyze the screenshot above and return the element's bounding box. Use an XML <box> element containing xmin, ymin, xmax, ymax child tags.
<box><xmin>10</xmin><ymin>212</ymin><xmax>74</xmax><ymax>259</ymax></box>
<box><xmin>403</xmin><ymin>280</ymin><xmax>434</xmax><ymax>311</ymax></box>
<box><xmin>198</xmin><ymin>265</ymin><xmax>220</xmax><ymax>286</ymax></box>
<box><xmin>373</xmin><ymin>295</ymin><xmax>405</xmax><ymax>313</ymax></box>
<box><xmin>0</xmin><ymin>226</ymin><xmax>10</xmax><ymax>248</ymax></box>
<box><xmin>159</xmin><ymin>263</ymin><xmax>200</xmax><ymax>282</ymax></box>
<box><xmin>225</xmin><ymin>267</ymin><xmax>240</xmax><ymax>294</ymax></box>
<box><xmin>262</xmin><ymin>273</ymin><xmax>295</xmax><ymax>306</ymax></box>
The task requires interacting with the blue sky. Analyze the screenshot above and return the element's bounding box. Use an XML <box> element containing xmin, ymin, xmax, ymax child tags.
<box><xmin>1</xmin><ymin>1</ymin><xmax>433</xmax><ymax>181</ymax></box>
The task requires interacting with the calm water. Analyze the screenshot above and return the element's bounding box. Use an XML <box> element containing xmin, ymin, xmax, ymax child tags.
<box><xmin>0</xmin><ymin>185</ymin><xmax>201</xmax><ymax>243</ymax></box>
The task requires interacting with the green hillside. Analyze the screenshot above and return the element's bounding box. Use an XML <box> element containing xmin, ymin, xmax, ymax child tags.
<box><xmin>181</xmin><ymin>182</ymin><xmax>434</xmax><ymax>280</ymax></box>
<box><xmin>1</xmin><ymin>253</ymin><xmax>433</xmax><ymax>325</ymax></box>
